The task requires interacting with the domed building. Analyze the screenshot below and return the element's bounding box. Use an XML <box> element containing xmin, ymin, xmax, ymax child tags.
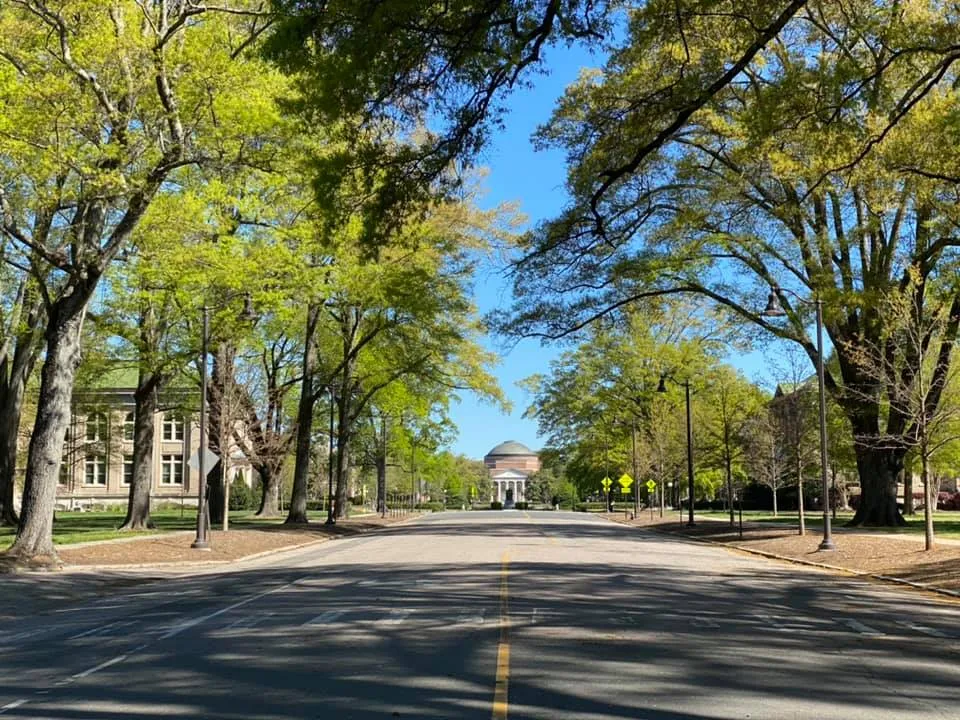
<box><xmin>484</xmin><ymin>440</ymin><xmax>540</xmax><ymax>504</ymax></box>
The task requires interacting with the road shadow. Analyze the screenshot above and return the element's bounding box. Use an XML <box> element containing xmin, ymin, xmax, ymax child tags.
<box><xmin>1</xmin><ymin>530</ymin><xmax>959</xmax><ymax>719</ymax></box>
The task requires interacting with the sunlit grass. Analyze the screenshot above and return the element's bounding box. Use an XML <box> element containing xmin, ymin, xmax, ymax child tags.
<box><xmin>0</xmin><ymin>507</ymin><xmax>345</xmax><ymax>550</ymax></box>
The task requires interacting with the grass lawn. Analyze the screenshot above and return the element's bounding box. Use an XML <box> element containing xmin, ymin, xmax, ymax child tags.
<box><xmin>0</xmin><ymin>508</ymin><xmax>342</xmax><ymax>550</ymax></box>
<box><xmin>696</xmin><ymin>509</ymin><xmax>960</xmax><ymax>539</ymax></box>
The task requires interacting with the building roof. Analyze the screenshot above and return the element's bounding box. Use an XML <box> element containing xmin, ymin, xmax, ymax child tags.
<box><xmin>773</xmin><ymin>376</ymin><xmax>816</xmax><ymax>398</ymax></box>
<box><xmin>491</xmin><ymin>468</ymin><xmax>532</xmax><ymax>479</ymax></box>
<box><xmin>485</xmin><ymin>440</ymin><xmax>537</xmax><ymax>458</ymax></box>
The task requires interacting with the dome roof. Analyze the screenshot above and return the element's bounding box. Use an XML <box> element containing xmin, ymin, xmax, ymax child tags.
<box><xmin>485</xmin><ymin>440</ymin><xmax>537</xmax><ymax>457</ymax></box>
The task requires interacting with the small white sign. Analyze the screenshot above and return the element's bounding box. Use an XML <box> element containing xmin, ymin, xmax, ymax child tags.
<box><xmin>188</xmin><ymin>448</ymin><xmax>220</xmax><ymax>471</ymax></box>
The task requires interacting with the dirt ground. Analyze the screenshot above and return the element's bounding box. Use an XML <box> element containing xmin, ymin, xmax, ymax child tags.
<box><xmin>610</xmin><ymin>512</ymin><xmax>960</xmax><ymax>593</ymax></box>
<box><xmin>57</xmin><ymin>514</ymin><xmax>413</xmax><ymax>567</ymax></box>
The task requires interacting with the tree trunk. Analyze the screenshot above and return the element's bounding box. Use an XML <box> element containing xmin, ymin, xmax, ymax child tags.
<box><xmin>772</xmin><ymin>479</ymin><xmax>778</xmax><ymax>517</ymax></box>
<box><xmin>0</xmin><ymin>377</ymin><xmax>26</xmax><ymax>526</ymax></box>
<box><xmin>0</xmin><ymin>300</ymin><xmax>42</xmax><ymax>527</ymax></box>
<box><xmin>902</xmin><ymin>468</ymin><xmax>914</xmax><ymax>515</ymax></box>
<box><xmin>5</xmin><ymin>296</ymin><xmax>89</xmax><ymax>564</ymax></box>
<box><xmin>287</xmin><ymin>305</ymin><xmax>319</xmax><ymax>525</ymax></box>
<box><xmin>725</xmin><ymin>454</ymin><xmax>734</xmax><ymax>526</ymax></box>
<box><xmin>208</xmin><ymin>461</ymin><xmax>225</xmax><ymax>525</ymax></box>
<box><xmin>848</xmin><ymin>445</ymin><xmax>907</xmax><ymax>527</ymax></box>
<box><xmin>376</xmin><ymin>453</ymin><xmax>387</xmax><ymax>516</ymax></box>
<box><xmin>334</xmin><ymin>424</ymin><xmax>351</xmax><ymax>519</ymax></box>
<box><xmin>922</xmin><ymin>448</ymin><xmax>934</xmax><ymax>551</ymax></box>
<box><xmin>120</xmin><ymin>369</ymin><xmax>159</xmax><ymax>531</ymax></box>
<box><xmin>796</xmin><ymin>457</ymin><xmax>805</xmax><ymax>536</ymax></box>
<box><xmin>255</xmin><ymin>465</ymin><xmax>281</xmax><ymax>517</ymax></box>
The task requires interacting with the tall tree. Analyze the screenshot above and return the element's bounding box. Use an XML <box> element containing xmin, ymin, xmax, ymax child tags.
<box><xmin>499</xmin><ymin>0</ymin><xmax>960</xmax><ymax>526</ymax></box>
<box><xmin>0</xmin><ymin>1</ymin><xmax>277</xmax><ymax>563</ymax></box>
<box><xmin>699</xmin><ymin>366</ymin><xmax>765</xmax><ymax>524</ymax></box>
<box><xmin>0</xmin><ymin>264</ymin><xmax>42</xmax><ymax>526</ymax></box>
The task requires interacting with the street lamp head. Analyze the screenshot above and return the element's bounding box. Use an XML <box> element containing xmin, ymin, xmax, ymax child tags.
<box><xmin>239</xmin><ymin>293</ymin><xmax>259</xmax><ymax>322</ymax></box>
<box><xmin>656</xmin><ymin>376</ymin><xmax>668</xmax><ymax>393</ymax></box>
<box><xmin>761</xmin><ymin>291</ymin><xmax>787</xmax><ymax>318</ymax></box>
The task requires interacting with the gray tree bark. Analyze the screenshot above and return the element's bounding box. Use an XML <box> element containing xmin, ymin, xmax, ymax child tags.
<box><xmin>849</xmin><ymin>444</ymin><xmax>907</xmax><ymax>527</ymax></box>
<box><xmin>256</xmin><ymin>466</ymin><xmax>280</xmax><ymax>517</ymax></box>
<box><xmin>287</xmin><ymin>304</ymin><xmax>319</xmax><ymax>524</ymax></box>
<box><xmin>0</xmin><ymin>291</ymin><xmax>42</xmax><ymax>527</ymax></box>
<box><xmin>119</xmin><ymin>367</ymin><xmax>160</xmax><ymax>530</ymax></box>
<box><xmin>6</xmin><ymin>293</ymin><xmax>90</xmax><ymax>564</ymax></box>
<box><xmin>902</xmin><ymin>468</ymin><xmax>915</xmax><ymax>515</ymax></box>
<box><xmin>796</xmin><ymin>457</ymin><xmax>805</xmax><ymax>536</ymax></box>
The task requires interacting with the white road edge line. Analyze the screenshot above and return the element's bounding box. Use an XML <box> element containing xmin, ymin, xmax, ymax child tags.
<box><xmin>844</xmin><ymin>619</ymin><xmax>885</xmax><ymax>636</ymax></box>
<box><xmin>897</xmin><ymin>621</ymin><xmax>949</xmax><ymax>639</ymax></box>
<box><xmin>72</xmin><ymin>654</ymin><xmax>127</xmax><ymax>680</ymax></box>
<box><xmin>159</xmin><ymin>580</ymin><xmax>300</xmax><ymax>641</ymax></box>
<box><xmin>0</xmin><ymin>699</ymin><xmax>28</xmax><ymax>714</ymax></box>
<box><xmin>69</xmin><ymin>620</ymin><xmax>128</xmax><ymax>640</ymax></box>
<box><xmin>304</xmin><ymin>610</ymin><xmax>346</xmax><ymax>626</ymax></box>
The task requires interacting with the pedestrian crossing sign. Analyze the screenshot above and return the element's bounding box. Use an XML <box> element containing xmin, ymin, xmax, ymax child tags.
<box><xmin>601</xmin><ymin>476</ymin><xmax>612</xmax><ymax>491</ymax></box>
<box><xmin>646</xmin><ymin>480</ymin><xmax>657</xmax><ymax>492</ymax></box>
<box><xmin>618</xmin><ymin>473</ymin><xmax>634</xmax><ymax>492</ymax></box>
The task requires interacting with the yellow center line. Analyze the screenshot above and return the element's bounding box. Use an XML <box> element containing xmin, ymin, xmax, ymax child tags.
<box><xmin>492</xmin><ymin>551</ymin><xmax>511</xmax><ymax>720</ymax></box>
<box><xmin>523</xmin><ymin>511</ymin><xmax>558</xmax><ymax>545</ymax></box>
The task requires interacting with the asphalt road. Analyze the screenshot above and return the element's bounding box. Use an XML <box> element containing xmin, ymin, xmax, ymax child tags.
<box><xmin>1</xmin><ymin>511</ymin><xmax>959</xmax><ymax>719</ymax></box>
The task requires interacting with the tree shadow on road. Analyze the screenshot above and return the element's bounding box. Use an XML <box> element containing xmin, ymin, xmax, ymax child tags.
<box><xmin>2</xmin><ymin>519</ymin><xmax>959</xmax><ymax>720</ymax></box>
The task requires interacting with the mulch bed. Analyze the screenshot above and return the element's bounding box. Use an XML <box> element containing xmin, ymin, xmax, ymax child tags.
<box><xmin>57</xmin><ymin>514</ymin><xmax>410</xmax><ymax>567</ymax></box>
<box><xmin>611</xmin><ymin>514</ymin><xmax>960</xmax><ymax>593</ymax></box>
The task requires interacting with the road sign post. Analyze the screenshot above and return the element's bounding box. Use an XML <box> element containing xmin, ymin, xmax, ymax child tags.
<box><xmin>601</xmin><ymin>476</ymin><xmax>612</xmax><ymax>512</ymax></box>
<box><xmin>645</xmin><ymin>480</ymin><xmax>657</xmax><ymax>520</ymax></box>
<box><xmin>617</xmin><ymin>473</ymin><xmax>634</xmax><ymax>519</ymax></box>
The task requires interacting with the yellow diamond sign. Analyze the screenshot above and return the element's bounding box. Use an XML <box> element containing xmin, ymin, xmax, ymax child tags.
<box><xmin>618</xmin><ymin>473</ymin><xmax>634</xmax><ymax>491</ymax></box>
<box><xmin>646</xmin><ymin>480</ymin><xmax>657</xmax><ymax>492</ymax></box>
<box><xmin>601</xmin><ymin>476</ymin><xmax>612</xmax><ymax>491</ymax></box>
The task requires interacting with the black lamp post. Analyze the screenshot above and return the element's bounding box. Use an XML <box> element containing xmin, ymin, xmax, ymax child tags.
<box><xmin>326</xmin><ymin>385</ymin><xmax>336</xmax><ymax>525</ymax></box>
<box><xmin>192</xmin><ymin>294</ymin><xmax>258</xmax><ymax>550</ymax></box>
<box><xmin>191</xmin><ymin>305</ymin><xmax>211</xmax><ymax>550</ymax></box>
<box><xmin>657</xmin><ymin>375</ymin><xmax>696</xmax><ymax>526</ymax></box>
<box><xmin>761</xmin><ymin>287</ymin><xmax>836</xmax><ymax>552</ymax></box>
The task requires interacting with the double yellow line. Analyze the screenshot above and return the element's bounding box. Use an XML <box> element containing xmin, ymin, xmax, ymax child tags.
<box><xmin>492</xmin><ymin>551</ymin><xmax>511</xmax><ymax>719</ymax></box>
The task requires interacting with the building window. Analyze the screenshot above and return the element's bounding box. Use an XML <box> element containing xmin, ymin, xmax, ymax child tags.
<box><xmin>85</xmin><ymin>412</ymin><xmax>107</xmax><ymax>442</ymax></box>
<box><xmin>84</xmin><ymin>455</ymin><xmax>107</xmax><ymax>485</ymax></box>
<box><xmin>59</xmin><ymin>460</ymin><xmax>69</xmax><ymax>486</ymax></box>
<box><xmin>123</xmin><ymin>412</ymin><xmax>135</xmax><ymax>441</ymax></box>
<box><xmin>162</xmin><ymin>414</ymin><xmax>184</xmax><ymax>442</ymax></box>
<box><xmin>161</xmin><ymin>454</ymin><xmax>183</xmax><ymax>485</ymax></box>
<box><xmin>123</xmin><ymin>455</ymin><xmax>134</xmax><ymax>486</ymax></box>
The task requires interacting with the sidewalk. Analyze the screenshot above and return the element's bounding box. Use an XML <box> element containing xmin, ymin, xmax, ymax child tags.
<box><xmin>608</xmin><ymin>512</ymin><xmax>960</xmax><ymax>597</ymax></box>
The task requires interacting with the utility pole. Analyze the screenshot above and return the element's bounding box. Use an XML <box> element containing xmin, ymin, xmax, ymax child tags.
<box><xmin>411</xmin><ymin>438</ymin><xmax>416</xmax><ymax>512</ymax></box>
<box><xmin>380</xmin><ymin>412</ymin><xmax>387</xmax><ymax>518</ymax></box>
<box><xmin>631</xmin><ymin>421</ymin><xmax>640</xmax><ymax>518</ymax></box>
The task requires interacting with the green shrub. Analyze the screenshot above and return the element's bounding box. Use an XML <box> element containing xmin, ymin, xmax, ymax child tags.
<box><xmin>514</xmin><ymin>501</ymin><xmax>529</xmax><ymax>510</ymax></box>
<box><xmin>490</xmin><ymin>501</ymin><xmax>503</xmax><ymax>510</ymax></box>
<box><xmin>229</xmin><ymin>476</ymin><xmax>254</xmax><ymax>511</ymax></box>
<box><xmin>415</xmin><ymin>501</ymin><xmax>445</xmax><ymax>512</ymax></box>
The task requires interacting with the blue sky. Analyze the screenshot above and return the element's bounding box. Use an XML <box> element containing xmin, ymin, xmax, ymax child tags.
<box><xmin>446</xmin><ymin>43</ymin><xmax>784</xmax><ymax>460</ymax></box>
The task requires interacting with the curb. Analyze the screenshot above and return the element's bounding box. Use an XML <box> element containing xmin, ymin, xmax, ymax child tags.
<box><xmin>610</xmin><ymin>517</ymin><xmax>960</xmax><ymax>603</ymax></box>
